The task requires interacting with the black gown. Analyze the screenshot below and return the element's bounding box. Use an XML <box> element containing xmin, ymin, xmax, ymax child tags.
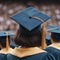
<box><xmin>7</xmin><ymin>47</ymin><xmax>55</xmax><ymax>60</ymax></box>
<box><xmin>45</xmin><ymin>47</ymin><xmax>60</xmax><ymax>60</ymax></box>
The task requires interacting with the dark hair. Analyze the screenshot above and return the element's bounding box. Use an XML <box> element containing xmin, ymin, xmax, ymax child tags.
<box><xmin>51</xmin><ymin>33</ymin><xmax>60</xmax><ymax>43</ymax></box>
<box><xmin>0</xmin><ymin>36</ymin><xmax>10</xmax><ymax>48</ymax></box>
<box><xmin>15</xmin><ymin>30</ymin><xmax>42</xmax><ymax>48</ymax></box>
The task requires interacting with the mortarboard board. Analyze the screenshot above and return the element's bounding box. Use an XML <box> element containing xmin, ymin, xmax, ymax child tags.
<box><xmin>10</xmin><ymin>7</ymin><xmax>50</xmax><ymax>35</ymax></box>
<box><xmin>0</xmin><ymin>30</ymin><xmax>15</xmax><ymax>37</ymax></box>
<box><xmin>47</xmin><ymin>25</ymin><xmax>60</xmax><ymax>40</ymax></box>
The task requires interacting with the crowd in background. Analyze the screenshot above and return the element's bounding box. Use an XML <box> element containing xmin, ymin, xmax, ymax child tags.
<box><xmin>0</xmin><ymin>1</ymin><xmax>60</xmax><ymax>33</ymax></box>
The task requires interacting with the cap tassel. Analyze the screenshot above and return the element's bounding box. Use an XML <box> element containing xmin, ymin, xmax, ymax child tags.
<box><xmin>41</xmin><ymin>25</ymin><xmax>47</xmax><ymax>49</ymax></box>
<box><xmin>6</xmin><ymin>32</ymin><xmax>9</xmax><ymax>51</ymax></box>
<box><xmin>31</xmin><ymin>16</ymin><xmax>44</xmax><ymax>23</ymax></box>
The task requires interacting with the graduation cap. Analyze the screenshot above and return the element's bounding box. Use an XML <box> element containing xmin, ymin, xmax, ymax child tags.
<box><xmin>10</xmin><ymin>7</ymin><xmax>50</xmax><ymax>35</ymax></box>
<box><xmin>0</xmin><ymin>30</ymin><xmax>15</xmax><ymax>51</ymax></box>
<box><xmin>0</xmin><ymin>31</ymin><xmax>15</xmax><ymax>37</ymax></box>
<box><xmin>47</xmin><ymin>25</ymin><xmax>60</xmax><ymax>40</ymax></box>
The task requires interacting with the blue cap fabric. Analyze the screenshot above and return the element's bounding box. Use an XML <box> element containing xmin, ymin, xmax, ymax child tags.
<box><xmin>10</xmin><ymin>7</ymin><xmax>50</xmax><ymax>35</ymax></box>
<box><xmin>0</xmin><ymin>30</ymin><xmax>15</xmax><ymax>37</ymax></box>
<box><xmin>48</xmin><ymin>25</ymin><xmax>60</xmax><ymax>33</ymax></box>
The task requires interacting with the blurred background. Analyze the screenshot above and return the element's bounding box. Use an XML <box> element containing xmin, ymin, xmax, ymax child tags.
<box><xmin>0</xmin><ymin>0</ymin><xmax>60</xmax><ymax>33</ymax></box>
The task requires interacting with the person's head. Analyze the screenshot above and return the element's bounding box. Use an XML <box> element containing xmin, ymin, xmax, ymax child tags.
<box><xmin>0</xmin><ymin>31</ymin><xmax>15</xmax><ymax>49</ymax></box>
<box><xmin>47</xmin><ymin>25</ymin><xmax>60</xmax><ymax>43</ymax></box>
<box><xmin>10</xmin><ymin>7</ymin><xmax>50</xmax><ymax>48</ymax></box>
<box><xmin>15</xmin><ymin>30</ymin><xmax>42</xmax><ymax>48</ymax></box>
<box><xmin>51</xmin><ymin>33</ymin><xmax>60</xmax><ymax>43</ymax></box>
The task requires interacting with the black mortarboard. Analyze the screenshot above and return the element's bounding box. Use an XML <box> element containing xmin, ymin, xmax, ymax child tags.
<box><xmin>10</xmin><ymin>7</ymin><xmax>50</xmax><ymax>35</ymax></box>
<box><xmin>47</xmin><ymin>25</ymin><xmax>60</xmax><ymax>39</ymax></box>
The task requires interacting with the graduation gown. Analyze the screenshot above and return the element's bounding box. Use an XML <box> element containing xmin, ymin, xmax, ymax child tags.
<box><xmin>45</xmin><ymin>44</ymin><xmax>60</xmax><ymax>60</ymax></box>
<box><xmin>0</xmin><ymin>48</ymin><xmax>13</xmax><ymax>60</ymax></box>
<box><xmin>7</xmin><ymin>47</ymin><xmax>55</xmax><ymax>60</ymax></box>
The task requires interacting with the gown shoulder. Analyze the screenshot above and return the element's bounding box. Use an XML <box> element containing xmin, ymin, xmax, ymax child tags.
<box><xmin>45</xmin><ymin>47</ymin><xmax>60</xmax><ymax>60</ymax></box>
<box><xmin>7</xmin><ymin>52</ymin><xmax>55</xmax><ymax>60</ymax></box>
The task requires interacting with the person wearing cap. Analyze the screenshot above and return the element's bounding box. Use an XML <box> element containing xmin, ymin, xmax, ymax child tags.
<box><xmin>0</xmin><ymin>31</ymin><xmax>14</xmax><ymax>60</ymax></box>
<box><xmin>7</xmin><ymin>7</ymin><xmax>55</xmax><ymax>60</ymax></box>
<box><xmin>45</xmin><ymin>25</ymin><xmax>60</xmax><ymax>60</ymax></box>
